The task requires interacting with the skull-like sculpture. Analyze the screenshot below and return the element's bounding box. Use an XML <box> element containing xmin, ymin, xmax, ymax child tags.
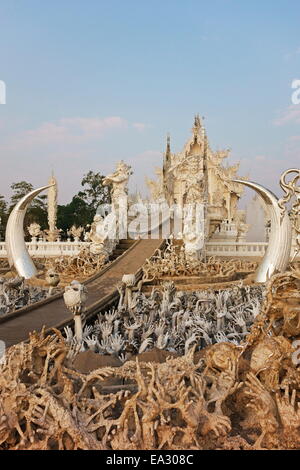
<box><xmin>63</xmin><ymin>280</ymin><xmax>88</xmax><ymax>343</ymax></box>
<box><xmin>46</xmin><ymin>269</ymin><xmax>60</xmax><ymax>296</ymax></box>
<box><xmin>63</xmin><ymin>280</ymin><xmax>88</xmax><ymax>316</ymax></box>
<box><xmin>46</xmin><ymin>269</ymin><xmax>60</xmax><ymax>288</ymax></box>
<box><xmin>250</xmin><ymin>336</ymin><xmax>292</xmax><ymax>391</ymax></box>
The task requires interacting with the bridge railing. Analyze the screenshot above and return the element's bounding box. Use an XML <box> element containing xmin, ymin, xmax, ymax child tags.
<box><xmin>206</xmin><ymin>241</ymin><xmax>268</xmax><ymax>257</ymax></box>
<box><xmin>0</xmin><ymin>240</ymin><xmax>298</xmax><ymax>259</ymax></box>
<box><xmin>206</xmin><ymin>241</ymin><xmax>299</xmax><ymax>259</ymax></box>
<box><xmin>0</xmin><ymin>241</ymin><xmax>86</xmax><ymax>258</ymax></box>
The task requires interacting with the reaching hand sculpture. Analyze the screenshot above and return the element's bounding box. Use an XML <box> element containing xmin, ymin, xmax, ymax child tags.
<box><xmin>118</xmin><ymin>274</ymin><xmax>142</xmax><ymax>312</ymax></box>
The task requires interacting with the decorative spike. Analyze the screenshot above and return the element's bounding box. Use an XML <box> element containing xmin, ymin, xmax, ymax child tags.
<box><xmin>166</xmin><ymin>133</ymin><xmax>171</xmax><ymax>153</ymax></box>
<box><xmin>47</xmin><ymin>174</ymin><xmax>58</xmax><ymax>234</ymax></box>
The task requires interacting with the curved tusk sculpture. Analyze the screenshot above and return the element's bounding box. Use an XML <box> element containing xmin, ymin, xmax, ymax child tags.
<box><xmin>232</xmin><ymin>179</ymin><xmax>292</xmax><ymax>283</ymax></box>
<box><xmin>5</xmin><ymin>185</ymin><xmax>54</xmax><ymax>279</ymax></box>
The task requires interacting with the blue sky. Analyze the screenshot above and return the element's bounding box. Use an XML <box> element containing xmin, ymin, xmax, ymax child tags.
<box><xmin>0</xmin><ymin>0</ymin><xmax>300</xmax><ymax>203</ymax></box>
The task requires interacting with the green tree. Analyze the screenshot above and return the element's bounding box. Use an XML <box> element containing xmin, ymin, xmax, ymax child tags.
<box><xmin>10</xmin><ymin>181</ymin><xmax>34</xmax><ymax>209</ymax></box>
<box><xmin>0</xmin><ymin>195</ymin><xmax>7</xmax><ymax>217</ymax></box>
<box><xmin>57</xmin><ymin>172</ymin><xmax>112</xmax><ymax>238</ymax></box>
<box><xmin>77</xmin><ymin>171</ymin><xmax>111</xmax><ymax>214</ymax></box>
<box><xmin>10</xmin><ymin>181</ymin><xmax>47</xmax><ymax>211</ymax></box>
<box><xmin>1</xmin><ymin>173</ymin><xmax>112</xmax><ymax>240</ymax></box>
<box><xmin>0</xmin><ymin>195</ymin><xmax>7</xmax><ymax>240</ymax></box>
<box><xmin>57</xmin><ymin>196</ymin><xmax>93</xmax><ymax>234</ymax></box>
<box><xmin>9</xmin><ymin>181</ymin><xmax>48</xmax><ymax>236</ymax></box>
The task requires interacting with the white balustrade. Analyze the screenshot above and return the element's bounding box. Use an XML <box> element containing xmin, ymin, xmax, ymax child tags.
<box><xmin>0</xmin><ymin>240</ymin><xmax>298</xmax><ymax>259</ymax></box>
<box><xmin>0</xmin><ymin>241</ymin><xmax>87</xmax><ymax>258</ymax></box>
<box><xmin>206</xmin><ymin>241</ymin><xmax>299</xmax><ymax>258</ymax></box>
<box><xmin>206</xmin><ymin>241</ymin><xmax>268</xmax><ymax>257</ymax></box>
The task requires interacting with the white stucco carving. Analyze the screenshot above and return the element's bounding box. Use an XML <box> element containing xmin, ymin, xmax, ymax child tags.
<box><xmin>28</xmin><ymin>222</ymin><xmax>41</xmax><ymax>240</ymax></box>
<box><xmin>45</xmin><ymin>174</ymin><xmax>59</xmax><ymax>242</ymax></box>
<box><xmin>86</xmin><ymin>213</ymin><xmax>117</xmax><ymax>257</ymax></box>
<box><xmin>68</xmin><ymin>225</ymin><xmax>84</xmax><ymax>241</ymax></box>
<box><xmin>103</xmin><ymin>161</ymin><xmax>133</xmax><ymax>239</ymax></box>
<box><xmin>147</xmin><ymin>115</ymin><xmax>249</xmax><ymax>243</ymax></box>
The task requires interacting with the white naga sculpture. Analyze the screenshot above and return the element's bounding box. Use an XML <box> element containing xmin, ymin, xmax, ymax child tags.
<box><xmin>177</xmin><ymin>203</ymin><xmax>206</xmax><ymax>261</ymax></box>
<box><xmin>86</xmin><ymin>213</ymin><xmax>117</xmax><ymax>257</ymax></box>
<box><xmin>145</xmin><ymin>167</ymin><xmax>165</xmax><ymax>203</ymax></box>
<box><xmin>103</xmin><ymin>161</ymin><xmax>133</xmax><ymax>239</ymax></box>
<box><xmin>181</xmin><ymin>229</ymin><xmax>204</xmax><ymax>262</ymax></box>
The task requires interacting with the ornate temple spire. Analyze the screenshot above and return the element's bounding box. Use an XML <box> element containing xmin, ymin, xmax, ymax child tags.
<box><xmin>192</xmin><ymin>114</ymin><xmax>202</xmax><ymax>137</ymax></box>
<box><xmin>166</xmin><ymin>133</ymin><xmax>171</xmax><ymax>154</ymax></box>
<box><xmin>203</xmin><ymin>129</ymin><xmax>209</xmax><ymax>203</ymax></box>
<box><xmin>195</xmin><ymin>113</ymin><xmax>201</xmax><ymax>127</ymax></box>
<box><xmin>164</xmin><ymin>133</ymin><xmax>171</xmax><ymax>163</ymax></box>
<box><xmin>201</xmin><ymin>118</ymin><xmax>206</xmax><ymax>140</ymax></box>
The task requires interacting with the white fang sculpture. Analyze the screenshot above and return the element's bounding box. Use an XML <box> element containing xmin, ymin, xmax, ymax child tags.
<box><xmin>233</xmin><ymin>178</ymin><xmax>292</xmax><ymax>283</ymax></box>
<box><xmin>5</xmin><ymin>184</ymin><xmax>53</xmax><ymax>279</ymax></box>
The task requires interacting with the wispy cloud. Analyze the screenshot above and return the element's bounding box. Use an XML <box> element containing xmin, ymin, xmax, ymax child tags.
<box><xmin>132</xmin><ymin>122</ymin><xmax>149</xmax><ymax>132</ymax></box>
<box><xmin>240</xmin><ymin>150</ymin><xmax>300</xmax><ymax>195</ymax></box>
<box><xmin>0</xmin><ymin>115</ymin><xmax>149</xmax><ymax>202</ymax></box>
<box><xmin>133</xmin><ymin>150</ymin><xmax>161</xmax><ymax>161</ymax></box>
<box><xmin>288</xmin><ymin>135</ymin><xmax>300</xmax><ymax>142</ymax></box>
<box><xmin>128</xmin><ymin>150</ymin><xmax>162</xmax><ymax>196</ymax></box>
<box><xmin>60</xmin><ymin>116</ymin><xmax>128</xmax><ymax>137</ymax></box>
<box><xmin>254</xmin><ymin>155</ymin><xmax>266</xmax><ymax>162</ymax></box>
<box><xmin>3</xmin><ymin>116</ymin><xmax>132</xmax><ymax>151</ymax></box>
<box><xmin>284</xmin><ymin>46</ymin><xmax>300</xmax><ymax>61</ymax></box>
<box><xmin>285</xmin><ymin>133</ymin><xmax>300</xmax><ymax>159</ymax></box>
<box><xmin>273</xmin><ymin>105</ymin><xmax>300</xmax><ymax>126</ymax></box>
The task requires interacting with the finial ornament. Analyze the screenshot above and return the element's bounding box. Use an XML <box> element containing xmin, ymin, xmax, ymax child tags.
<box><xmin>165</xmin><ymin>133</ymin><xmax>171</xmax><ymax>158</ymax></box>
<box><xmin>194</xmin><ymin>114</ymin><xmax>201</xmax><ymax>128</ymax></box>
<box><xmin>192</xmin><ymin>114</ymin><xmax>202</xmax><ymax>137</ymax></box>
<box><xmin>45</xmin><ymin>173</ymin><xmax>59</xmax><ymax>242</ymax></box>
<box><xmin>167</xmin><ymin>133</ymin><xmax>171</xmax><ymax>148</ymax></box>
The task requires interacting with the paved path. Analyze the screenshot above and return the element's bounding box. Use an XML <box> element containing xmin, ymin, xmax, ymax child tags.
<box><xmin>0</xmin><ymin>239</ymin><xmax>162</xmax><ymax>347</ymax></box>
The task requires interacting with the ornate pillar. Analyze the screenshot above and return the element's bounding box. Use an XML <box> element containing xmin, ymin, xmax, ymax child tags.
<box><xmin>45</xmin><ymin>173</ymin><xmax>60</xmax><ymax>242</ymax></box>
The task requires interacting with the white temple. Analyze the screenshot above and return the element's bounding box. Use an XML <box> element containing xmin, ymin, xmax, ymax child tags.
<box><xmin>147</xmin><ymin>115</ymin><xmax>249</xmax><ymax>242</ymax></box>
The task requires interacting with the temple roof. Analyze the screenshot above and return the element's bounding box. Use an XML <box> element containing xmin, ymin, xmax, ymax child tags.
<box><xmin>163</xmin><ymin>115</ymin><xmax>246</xmax><ymax>196</ymax></box>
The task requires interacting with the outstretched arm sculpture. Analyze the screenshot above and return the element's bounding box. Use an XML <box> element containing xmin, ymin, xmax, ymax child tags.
<box><xmin>232</xmin><ymin>176</ymin><xmax>292</xmax><ymax>283</ymax></box>
<box><xmin>5</xmin><ymin>184</ymin><xmax>53</xmax><ymax>279</ymax></box>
